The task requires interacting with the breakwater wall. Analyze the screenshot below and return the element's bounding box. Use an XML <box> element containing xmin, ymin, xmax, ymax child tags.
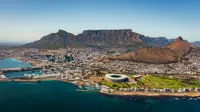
<box><xmin>0</xmin><ymin>66</ymin><xmax>41</xmax><ymax>73</ymax></box>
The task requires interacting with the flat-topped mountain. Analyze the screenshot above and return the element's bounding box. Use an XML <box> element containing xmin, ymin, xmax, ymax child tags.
<box><xmin>75</xmin><ymin>29</ymin><xmax>146</xmax><ymax>48</ymax></box>
<box><xmin>109</xmin><ymin>36</ymin><xmax>194</xmax><ymax>64</ymax></box>
<box><xmin>22</xmin><ymin>29</ymin><xmax>171</xmax><ymax>49</ymax></box>
<box><xmin>81</xmin><ymin>29</ymin><xmax>143</xmax><ymax>44</ymax></box>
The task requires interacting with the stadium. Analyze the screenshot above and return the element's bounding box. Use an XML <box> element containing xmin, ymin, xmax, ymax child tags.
<box><xmin>105</xmin><ymin>74</ymin><xmax>128</xmax><ymax>82</ymax></box>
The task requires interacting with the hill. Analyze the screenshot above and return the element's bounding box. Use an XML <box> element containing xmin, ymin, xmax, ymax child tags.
<box><xmin>109</xmin><ymin>37</ymin><xmax>194</xmax><ymax>64</ymax></box>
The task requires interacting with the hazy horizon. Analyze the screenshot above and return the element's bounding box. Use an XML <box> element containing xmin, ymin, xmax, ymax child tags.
<box><xmin>0</xmin><ymin>0</ymin><xmax>200</xmax><ymax>43</ymax></box>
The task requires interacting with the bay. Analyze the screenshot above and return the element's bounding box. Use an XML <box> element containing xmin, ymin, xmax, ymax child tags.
<box><xmin>0</xmin><ymin>58</ymin><xmax>40</xmax><ymax>78</ymax></box>
<box><xmin>0</xmin><ymin>58</ymin><xmax>32</xmax><ymax>68</ymax></box>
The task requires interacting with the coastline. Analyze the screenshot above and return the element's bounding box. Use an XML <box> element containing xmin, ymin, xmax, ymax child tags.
<box><xmin>1</xmin><ymin>79</ymin><xmax>200</xmax><ymax>97</ymax></box>
<box><xmin>12</xmin><ymin>57</ymin><xmax>40</xmax><ymax>66</ymax></box>
<box><xmin>100</xmin><ymin>91</ymin><xmax>200</xmax><ymax>97</ymax></box>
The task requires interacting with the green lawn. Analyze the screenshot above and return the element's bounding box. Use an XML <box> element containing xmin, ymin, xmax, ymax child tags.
<box><xmin>100</xmin><ymin>81</ymin><xmax>140</xmax><ymax>89</ymax></box>
<box><xmin>138</xmin><ymin>75</ymin><xmax>200</xmax><ymax>90</ymax></box>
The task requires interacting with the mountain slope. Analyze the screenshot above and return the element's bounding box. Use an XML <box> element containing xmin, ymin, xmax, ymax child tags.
<box><xmin>109</xmin><ymin>37</ymin><xmax>194</xmax><ymax>64</ymax></box>
<box><xmin>22</xmin><ymin>30</ymin><xmax>75</xmax><ymax>49</ymax></box>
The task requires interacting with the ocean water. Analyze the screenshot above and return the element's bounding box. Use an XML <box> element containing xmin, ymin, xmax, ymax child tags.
<box><xmin>0</xmin><ymin>58</ymin><xmax>32</xmax><ymax>68</ymax></box>
<box><xmin>0</xmin><ymin>81</ymin><xmax>200</xmax><ymax>112</ymax></box>
<box><xmin>0</xmin><ymin>58</ymin><xmax>40</xmax><ymax>78</ymax></box>
<box><xmin>3</xmin><ymin>70</ymin><xmax>41</xmax><ymax>78</ymax></box>
<box><xmin>0</xmin><ymin>58</ymin><xmax>200</xmax><ymax>112</ymax></box>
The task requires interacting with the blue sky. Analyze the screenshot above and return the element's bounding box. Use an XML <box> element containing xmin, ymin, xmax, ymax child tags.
<box><xmin>0</xmin><ymin>0</ymin><xmax>200</xmax><ymax>42</ymax></box>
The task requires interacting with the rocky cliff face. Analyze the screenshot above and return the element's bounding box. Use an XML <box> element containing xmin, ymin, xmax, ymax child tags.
<box><xmin>75</xmin><ymin>29</ymin><xmax>143</xmax><ymax>47</ymax></box>
<box><xmin>140</xmin><ymin>36</ymin><xmax>169</xmax><ymax>47</ymax></box>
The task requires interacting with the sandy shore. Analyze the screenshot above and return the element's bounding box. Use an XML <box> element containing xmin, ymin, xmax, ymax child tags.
<box><xmin>100</xmin><ymin>91</ymin><xmax>200</xmax><ymax>97</ymax></box>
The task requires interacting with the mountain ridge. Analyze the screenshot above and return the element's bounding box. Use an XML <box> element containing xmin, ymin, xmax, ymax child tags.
<box><xmin>22</xmin><ymin>29</ymin><xmax>171</xmax><ymax>49</ymax></box>
<box><xmin>22</xmin><ymin>29</ymin><xmax>199</xmax><ymax>49</ymax></box>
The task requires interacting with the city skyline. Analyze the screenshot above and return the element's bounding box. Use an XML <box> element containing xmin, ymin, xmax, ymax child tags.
<box><xmin>0</xmin><ymin>0</ymin><xmax>200</xmax><ymax>42</ymax></box>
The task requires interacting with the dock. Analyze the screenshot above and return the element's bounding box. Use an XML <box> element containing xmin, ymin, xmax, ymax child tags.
<box><xmin>76</xmin><ymin>89</ymin><xmax>99</xmax><ymax>92</ymax></box>
<box><xmin>0</xmin><ymin>66</ymin><xmax>42</xmax><ymax>73</ymax></box>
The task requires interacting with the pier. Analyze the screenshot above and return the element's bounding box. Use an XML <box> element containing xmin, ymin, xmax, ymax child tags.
<box><xmin>0</xmin><ymin>66</ymin><xmax>42</xmax><ymax>73</ymax></box>
<box><xmin>76</xmin><ymin>89</ymin><xmax>99</xmax><ymax>92</ymax></box>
